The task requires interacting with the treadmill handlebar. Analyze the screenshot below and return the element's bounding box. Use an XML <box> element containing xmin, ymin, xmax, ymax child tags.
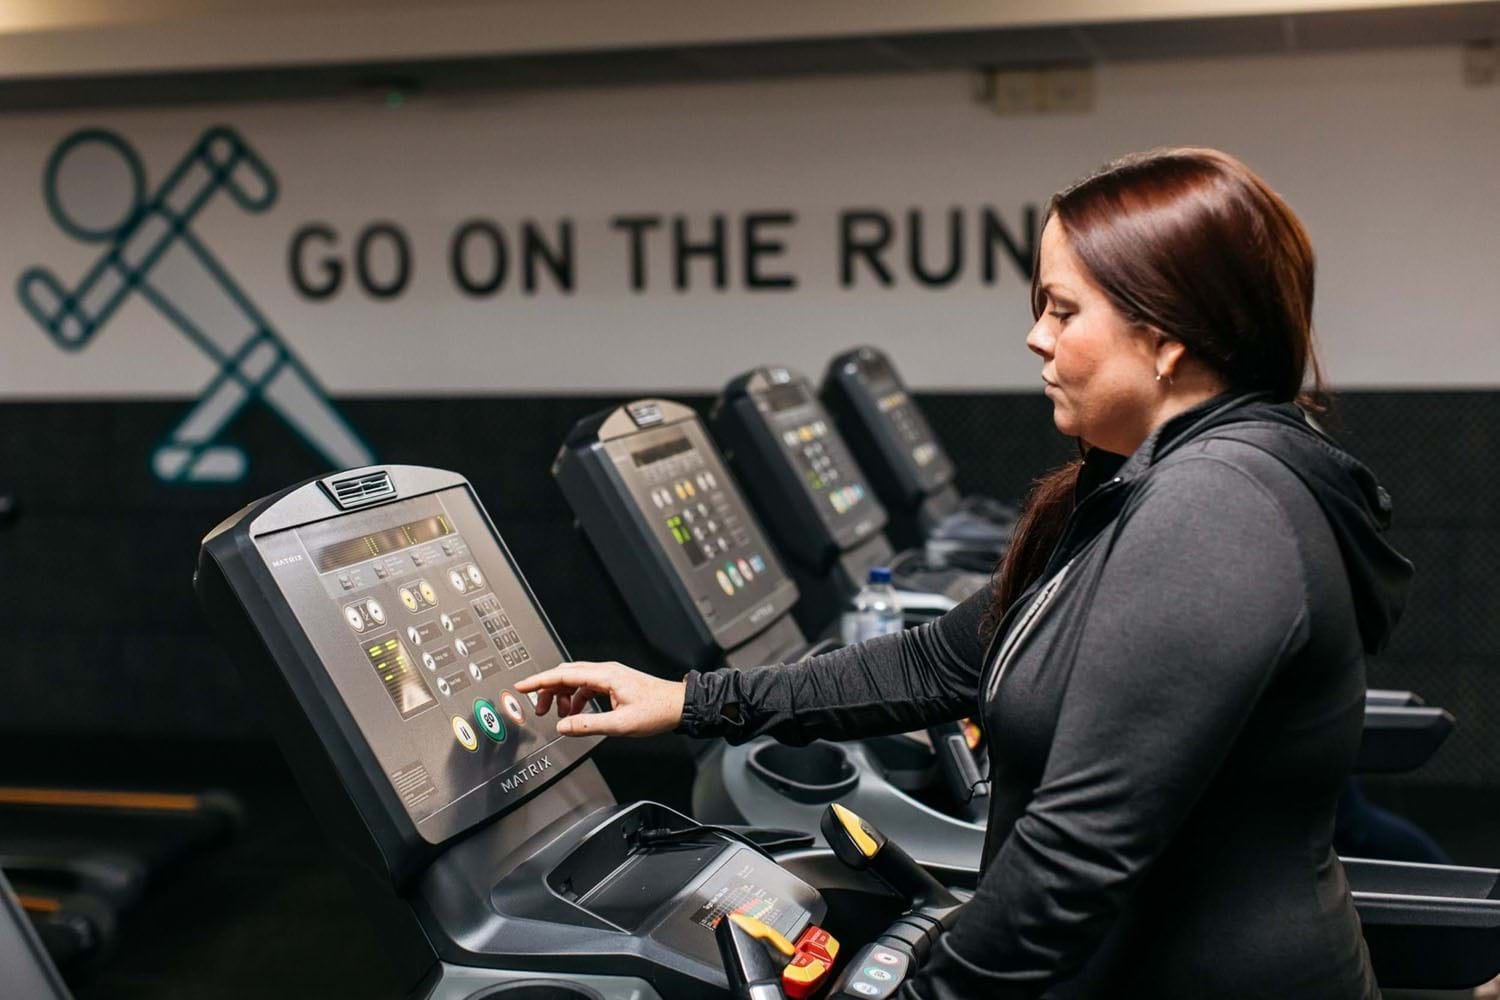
<box><xmin>820</xmin><ymin>804</ymin><xmax>960</xmax><ymax>912</ymax></box>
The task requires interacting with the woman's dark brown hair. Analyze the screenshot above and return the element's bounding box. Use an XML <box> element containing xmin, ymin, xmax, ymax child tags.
<box><xmin>988</xmin><ymin>147</ymin><xmax>1326</xmax><ymax>624</ymax></box>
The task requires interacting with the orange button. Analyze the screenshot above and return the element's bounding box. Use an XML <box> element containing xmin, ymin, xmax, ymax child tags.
<box><xmin>781</xmin><ymin>952</ymin><xmax>830</xmax><ymax>999</ymax></box>
<box><xmin>795</xmin><ymin>925</ymin><xmax>839</xmax><ymax>964</ymax></box>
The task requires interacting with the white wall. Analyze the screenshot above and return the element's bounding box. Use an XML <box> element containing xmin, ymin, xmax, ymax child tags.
<box><xmin>1</xmin><ymin>43</ymin><xmax>1496</xmax><ymax>397</ymax></box>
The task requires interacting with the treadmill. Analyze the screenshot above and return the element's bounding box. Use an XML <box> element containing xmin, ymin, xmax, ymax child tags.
<box><xmin>711</xmin><ymin>365</ymin><xmax>973</xmax><ymax>634</ymax></box>
<box><xmin>1</xmin><ymin>867</ymin><xmax>71</xmax><ymax>1000</ymax></box>
<box><xmin>821</xmin><ymin>345</ymin><xmax>1015</xmax><ymax>573</ymax></box>
<box><xmin>0</xmin><ymin>493</ymin><xmax>243</xmax><ymax>971</ymax></box>
<box><xmin>710</xmin><ymin>367</ymin><xmax>993</xmax><ymax>823</ymax></box>
<box><xmin>195</xmin><ymin>463</ymin><xmax>1500</xmax><ymax>993</ymax></box>
<box><xmin>194</xmin><ymin>462</ymin><xmax>982</xmax><ymax>999</ymax></box>
<box><xmin>553</xmin><ymin>400</ymin><xmax>990</xmax><ymax>877</ymax></box>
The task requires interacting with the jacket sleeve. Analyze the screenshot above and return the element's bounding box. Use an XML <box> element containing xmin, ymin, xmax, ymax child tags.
<box><xmin>904</xmin><ymin>456</ymin><xmax>1312</xmax><ymax>999</ymax></box>
<box><xmin>677</xmin><ymin>586</ymin><xmax>990</xmax><ymax>746</ymax></box>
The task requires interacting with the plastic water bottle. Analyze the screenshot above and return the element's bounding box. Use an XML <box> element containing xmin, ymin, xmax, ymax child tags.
<box><xmin>841</xmin><ymin>567</ymin><xmax>904</xmax><ymax>645</ymax></box>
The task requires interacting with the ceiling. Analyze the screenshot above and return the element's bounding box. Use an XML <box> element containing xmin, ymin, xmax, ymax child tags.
<box><xmin>0</xmin><ymin>1</ymin><xmax>1495</xmax><ymax>111</ymax></box>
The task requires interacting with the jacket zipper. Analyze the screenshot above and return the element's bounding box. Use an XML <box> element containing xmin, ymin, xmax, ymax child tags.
<box><xmin>984</xmin><ymin>560</ymin><xmax>1071</xmax><ymax>701</ymax></box>
<box><xmin>979</xmin><ymin>475</ymin><xmax>1124</xmax><ymax>703</ymax></box>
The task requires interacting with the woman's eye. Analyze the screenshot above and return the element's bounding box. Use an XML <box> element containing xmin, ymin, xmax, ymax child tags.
<box><xmin>1048</xmin><ymin>310</ymin><xmax>1072</xmax><ymax>323</ymax></box>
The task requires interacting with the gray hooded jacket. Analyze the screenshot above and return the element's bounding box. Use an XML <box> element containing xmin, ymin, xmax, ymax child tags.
<box><xmin>681</xmin><ymin>393</ymin><xmax>1412</xmax><ymax>999</ymax></box>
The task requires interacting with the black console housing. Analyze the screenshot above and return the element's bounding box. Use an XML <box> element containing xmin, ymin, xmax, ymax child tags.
<box><xmin>821</xmin><ymin>346</ymin><xmax>963</xmax><ymax>549</ymax></box>
<box><xmin>553</xmin><ymin>400</ymin><xmax>805</xmax><ymax>673</ymax></box>
<box><xmin>714</xmin><ymin>366</ymin><xmax>896</xmax><ymax>633</ymax></box>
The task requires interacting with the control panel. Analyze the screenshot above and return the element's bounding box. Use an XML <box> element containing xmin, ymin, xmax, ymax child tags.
<box><xmin>200</xmin><ymin>468</ymin><xmax>602</xmax><ymax>861</ymax></box>
<box><xmin>822</xmin><ymin>346</ymin><xmax>956</xmax><ymax>509</ymax></box>
<box><xmin>715</xmin><ymin>366</ymin><xmax>888</xmax><ymax>572</ymax></box>
<box><xmin>555</xmin><ymin>400</ymin><xmax>803</xmax><ymax>671</ymax></box>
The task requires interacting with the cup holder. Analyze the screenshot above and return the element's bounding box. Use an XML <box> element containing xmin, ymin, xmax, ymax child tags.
<box><xmin>747</xmin><ymin>741</ymin><xmax>858</xmax><ymax>804</ymax></box>
<box><xmin>466</xmin><ymin>981</ymin><xmax>604</xmax><ymax>1000</ymax></box>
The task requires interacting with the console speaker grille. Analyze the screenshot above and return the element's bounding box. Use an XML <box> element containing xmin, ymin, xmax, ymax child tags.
<box><xmin>327</xmin><ymin>471</ymin><xmax>395</xmax><ymax>509</ymax></box>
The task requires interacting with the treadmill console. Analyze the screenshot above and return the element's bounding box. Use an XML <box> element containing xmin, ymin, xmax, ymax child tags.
<box><xmin>822</xmin><ymin>346</ymin><xmax>956</xmax><ymax>508</ymax></box>
<box><xmin>197</xmin><ymin>466</ymin><xmax>603</xmax><ymax>884</ymax></box>
<box><xmin>715</xmin><ymin>366</ymin><xmax>888</xmax><ymax>571</ymax></box>
<box><xmin>554</xmin><ymin>400</ymin><xmax>802</xmax><ymax>672</ymax></box>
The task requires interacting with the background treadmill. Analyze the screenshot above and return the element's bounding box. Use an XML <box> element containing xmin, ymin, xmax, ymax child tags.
<box><xmin>821</xmin><ymin>345</ymin><xmax>1015</xmax><ymax>571</ymax></box>
<box><xmin>711</xmin><ymin>366</ymin><xmax>993</xmax><ymax>822</ymax></box>
<box><xmin>711</xmin><ymin>365</ymin><xmax>973</xmax><ymax>635</ymax></box>
<box><xmin>0</xmin><ymin>491</ymin><xmax>242</xmax><ymax>977</ymax></box>
<box><xmin>553</xmin><ymin>400</ymin><xmax>991</xmax><ymax>875</ymax></box>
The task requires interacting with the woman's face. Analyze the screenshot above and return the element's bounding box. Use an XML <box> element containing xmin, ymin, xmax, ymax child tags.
<box><xmin>1026</xmin><ymin>217</ymin><xmax>1163</xmax><ymax>456</ymax></box>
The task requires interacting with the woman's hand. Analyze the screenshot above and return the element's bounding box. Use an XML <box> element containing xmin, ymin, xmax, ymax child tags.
<box><xmin>514</xmin><ymin>661</ymin><xmax>686</xmax><ymax>738</ymax></box>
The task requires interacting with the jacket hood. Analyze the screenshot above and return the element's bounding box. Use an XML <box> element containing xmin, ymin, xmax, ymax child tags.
<box><xmin>1143</xmin><ymin>394</ymin><xmax>1414</xmax><ymax>654</ymax></box>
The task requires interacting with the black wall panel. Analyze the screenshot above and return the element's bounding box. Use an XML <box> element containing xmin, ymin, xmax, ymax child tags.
<box><xmin>0</xmin><ymin>391</ymin><xmax>1494</xmax><ymax>787</ymax></box>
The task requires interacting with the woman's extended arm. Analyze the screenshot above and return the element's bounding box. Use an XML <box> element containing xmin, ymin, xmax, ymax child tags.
<box><xmin>516</xmin><ymin>586</ymin><xmax>990</xmax><ymax>743</ymax></box>
<box><xmin>902</xmin><ymin>456</ymin><xmax>1311</xmax><ymax>999</ymax></box>
<box><xmin>679</xmin><ymin>586</ymin><xmax>989</xmax><ymax>745</ymax></box>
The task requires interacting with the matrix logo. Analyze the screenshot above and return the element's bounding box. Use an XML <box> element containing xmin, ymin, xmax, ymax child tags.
<box><xmin>500</xmin><ymin>754</ymin><xmax>554</xmax><ymax>793</ymax></box>
<box><xmin>17</xmin><ymin>127</ymin><xmax>373</xmax><ymax>484</ymax></box>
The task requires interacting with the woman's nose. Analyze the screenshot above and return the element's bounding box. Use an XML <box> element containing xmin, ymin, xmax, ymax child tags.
<box><xmin>1026</xmin><ymin>318</ymin><xmax>1054</xmax><ymax>360</ymax></box>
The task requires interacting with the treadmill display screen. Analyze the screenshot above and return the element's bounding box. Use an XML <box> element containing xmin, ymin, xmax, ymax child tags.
<box><xmin>761</xmin><ymin>381</ymin><xmax>813</xmax><ymax>414</ymax></box>
<box><xmin>606</xmin><ymin>419</ymin><xmax>788</xmax><ymax>634</ymax></box>
<box><xmin>362</xmin><ymin>634</ymin><xmax>436</xmax><ymax>720</ymax></box>
<box><xmin>756</xmin><ymin>377</ymin><xmax>880</xmax><ymax>535</ymax></box>
<box><xmin>857</xmin><ymin>355</ymin><xmax>954</xmax><ymax>489</ymax></box>
<box><xmin>256</xmin><ymin>485</ymin><xmax>587</xmax><ymax>843</ymax></box>
<box><xmin>314</xmin><ymin>515</ymin><xmax>454</xmax><ymax>573</ymax></box>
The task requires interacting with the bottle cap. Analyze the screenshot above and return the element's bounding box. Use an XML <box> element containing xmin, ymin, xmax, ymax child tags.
<box><xmin>867</xmin><ymin>566</ymin><xmax>892</xmax><ymax>585</ymax></box>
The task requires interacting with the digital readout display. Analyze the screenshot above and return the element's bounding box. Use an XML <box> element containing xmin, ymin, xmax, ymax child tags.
<box><xmin>315</xmin><ymin>515</ymin><xmax>454</xmax><ymax>573</ymax></box>
<box><xmin>761</xmin><ymin>381</ymin><xmax>812</xmax><ymax>413</ymax></box>
<box><xmin>631</xmin><ymin>435</ymin><xmax>694</xmax><ymax>468</ymax></box>
<box><xmin>666</xmin><ymin>513</ymin><xmax>708</xmax><ymax>567</ymax></box>
<box><xmin>362</xmin><ymin>633</ymin><xmax>437</xmax><ymax>720</ymax></box>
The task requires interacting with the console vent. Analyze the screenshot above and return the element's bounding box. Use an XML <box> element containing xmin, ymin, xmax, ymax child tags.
<box><xmin>326</xmin><ymin>470</ymin><xmax>395</xmax><ymax>509</ymax></box>
<box><xmin>627</xmin><ymin>401</ymin><xmax>663</xmax><ymax>427</ymax></box>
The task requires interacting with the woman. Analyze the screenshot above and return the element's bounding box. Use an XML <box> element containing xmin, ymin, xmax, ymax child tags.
<box><xmin>517</xmin><ymin>148</ymin><xmax>1413</xmax><ymax>998</ymax></box>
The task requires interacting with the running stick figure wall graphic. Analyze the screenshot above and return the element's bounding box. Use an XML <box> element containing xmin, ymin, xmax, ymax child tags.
<box><xmin>17</xmin><ymin>127</ymin><xmax>374</xmax><ymax>483</ymax></box>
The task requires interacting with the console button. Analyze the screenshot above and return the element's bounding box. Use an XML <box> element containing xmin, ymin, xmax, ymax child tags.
<box><xmin>500</xmin><ymin>691</ymin><xmax>526</xmax><ymax>725</ymax></box>
<box><xmin>474</xmin><ymin>700</ymin><xmax>506</xmax><ymax>742</ymax></box>
<box><xmin>440</xmin><ymin>613</ymin><xmax>454</xmax><ymax>632</ymax></box>
<box><xmin>344</xmin><ymin>606</ymin><xmax>367</xmax><ymax>632</ymax></box>
<box><xmin>466</xmin><ymin>564</ymin><xmax>484</xmax><ymax>588</ymax></box>
<box><xmin>781</xmin><ymin>953</ymin><xmax>829</xmax><ymax>999</ymax></box>
<box><xmin>418</xmin><ymin>580</ymin><xmax>438</xmax><ymax>605</ymax></box>
<box><xmin>452</xmin><ymin>715</ymin><xmax>478</xmax><ymax>751</ymax></box>
<box><xmin>365</xmin><ymin>600</ymin><xmax>385</xmax><ymax>625</ymax></box>
<box><xmin>449</xmin><ymin>569</ymin><xmax>467</xmax><ymax>593</ymax></box>
<box><xmin>795</xmin><ymin>927</ymin><xmax>839</xmax><ymax>964</ymax></box>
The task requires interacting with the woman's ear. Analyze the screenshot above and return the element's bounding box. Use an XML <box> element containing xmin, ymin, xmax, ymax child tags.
<box><xmin>1152</xmin><ymin>332</ymin><xmax>1188</xmax><ymax>382</ymax></box>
